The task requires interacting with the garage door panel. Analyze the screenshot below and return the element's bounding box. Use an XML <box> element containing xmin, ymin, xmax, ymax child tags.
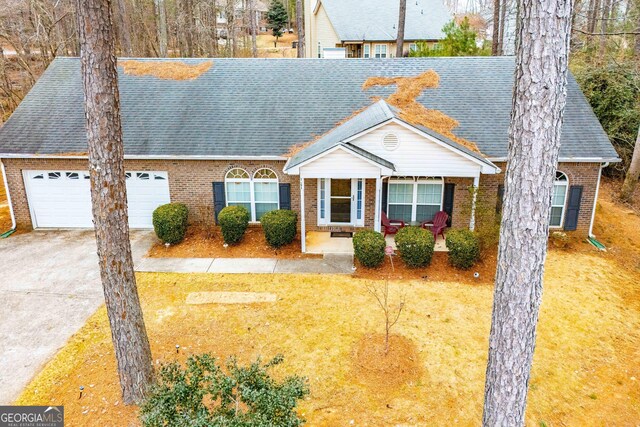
<box><xmin>24</xmin><ymin>170</ymin><xmax>170</xmax><ymax>229</ymax></box>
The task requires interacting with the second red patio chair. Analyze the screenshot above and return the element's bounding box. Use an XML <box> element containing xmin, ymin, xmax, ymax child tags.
<box><xmin>421</xmin><ymin>211</ymin><xmax>449</xmax><ymax>240</ymax></box>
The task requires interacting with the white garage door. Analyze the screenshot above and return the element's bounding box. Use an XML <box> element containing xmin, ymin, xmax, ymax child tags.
<box><xmin>24</xmin><ymin>170</ymin><xmax>171</xmax><ymax>229</ymax></box>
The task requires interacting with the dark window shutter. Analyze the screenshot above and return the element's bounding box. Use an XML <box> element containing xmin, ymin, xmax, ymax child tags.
<box><xmin>497</xmin><ymin>184</ymin><xmax>505</xmax><ymax>214</ymax></box>
<box><xmin>563</xmin><ymin>185</ymin><xmax>583</xmax><ymax>231</ymax></box>
<box><xmin>381</xmin><ymin>181</ymin><xmax>388</xmax><ymax>214</ymax></box>
<box><xmin>212</xmin><ymin>182</ymin><xmax>226</xmax><ymax>224</ymax></box>
<box><xmin>279</xmin><ymin>183</ymin><xmax>291</xmax><ymax>210</ymax></box>
<box><xmin>443</xmin><ymin>183</ymin><xmax>455</xmax><ymax>227</ymax></box>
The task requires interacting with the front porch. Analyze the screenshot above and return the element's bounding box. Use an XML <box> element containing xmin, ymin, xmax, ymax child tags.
<box><xmin>305</xmin><ymin>231</ymin><xmax>449</xmax><ymax>255</ymax></box>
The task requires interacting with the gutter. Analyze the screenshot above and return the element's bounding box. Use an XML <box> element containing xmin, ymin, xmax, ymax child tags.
<box><xmin>0</xmin><ymin>154</ymin><xmax>289</xmax><ymax>161</ymax></box>
<box><xmin>588</xmin><ymin>162</ymin><xmax>608</xmax><ymax>238</ymax></box>
<box><xmin>0</xmin><ymin>159</ymin><xmax>16</xmax><ymax>238</ymax></box>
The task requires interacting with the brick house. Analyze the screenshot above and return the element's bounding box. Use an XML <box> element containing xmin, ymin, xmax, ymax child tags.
<box><xmin>0</xmin><ymin>57</ymin><xmax>619</xmax><ymax>252</ymax></box>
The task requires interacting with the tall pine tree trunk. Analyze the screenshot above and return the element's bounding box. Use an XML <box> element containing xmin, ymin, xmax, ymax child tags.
<box><xmin>115</xmin><ymin>0</ymin><xmax>133</xmax><ymax>55</ymax></box>
<box><xmin>396</xmin><ymin>0</ymin><xmax>407</xmax><ymax>58</ymax></box>
<box><xmin>76</xmin><ymin>0</ymin><xmax>154</xmax><ymax>405</ymax></box>
<box><xmin>498</xmin><ymin>0</ymin><xmax>508</xmax><ymax>54</ymax></box>
<box><xmin>250</xmin><ymin>0</ymin><xmax>258</xmax><ymax>57</ymax></box>
<box><xmin>482</xmin><ymin>0</ymin><xmax>574</xmax><ymax>422</ymax></box>
<box><xmin>154</xmin><ymin>0</ymin><xmax>168</xmax><ymax>57</ymax></box>
<box><xmin>621</xmin><ymin>126</ymin><xmax>640</xmax><ymax>202</ymax></box>
<box><xmin>296</xmin><ymin>0</ymin><xmax>304</xmax><ymax>58</ymax></box>
<box><xmin>492</xmin><ymin>0</ymin><xmax>501</xmax><ymax>55</ymax></box>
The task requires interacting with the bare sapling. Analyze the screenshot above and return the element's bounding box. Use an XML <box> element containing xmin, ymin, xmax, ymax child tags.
<box><xmin>366</xmin><ymin>280</ymin><xmax>406</xmax><ymax>354</ymax></box>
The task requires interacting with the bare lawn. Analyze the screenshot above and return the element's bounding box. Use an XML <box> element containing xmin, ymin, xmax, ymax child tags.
<box><xmin>14</xmin><ymin>186</ymin><xmax>640</xmax><ymax>426</ymax></box>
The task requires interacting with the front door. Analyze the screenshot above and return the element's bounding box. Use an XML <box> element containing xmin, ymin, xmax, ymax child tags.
<box><xmin>330</xmin><ymin>179</ymin><xmax>352</xmax><ymax>223</ymax></box>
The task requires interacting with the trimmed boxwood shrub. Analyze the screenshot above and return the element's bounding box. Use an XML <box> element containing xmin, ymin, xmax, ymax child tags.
<box><xmin>218</xmin><ymin>205</ymin><xmax>250</xmax><ymax>244</ymax></box>
<box><xmin>152</xmin><ymin>203</ymin><xmax>189</xmax><ymax>245</ymax></box>
<box><xmin>353</xmin><ymin>229</ymin><xmax>386</xmax><ymax>268</ymax></box>
<box><xmin>445</xmin><ymin>229</ymin><xmax>481</xmax><ymax>269</ymax></box>
<box><xmin>395</xmin><ymin>226</ymin><xmax>435</xmax><ymax>268</ymax></box>
<box><xmin>261</xmin><ymin>210</ymin><xmax>298</xmax><ymax>248</ymax></box>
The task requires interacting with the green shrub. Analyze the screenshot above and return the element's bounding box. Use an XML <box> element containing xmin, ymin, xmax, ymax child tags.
<box><xmin>152</xmin><ymin>203</ymin><xmax>189</xmax><ymax>245</ymax></box>
<box><xmin>445</xmin><ymin>229</ymin><xmax>481</xmax><ymax>269</ymax></box>
<box><xmin>353</xmin><ymin>230</ymin><xmax>386</xmax><ymax>268</ymax></box>
<box><xmin>261</xmin><ymin>210</ymin><xmax>298</xmax><ymax>248</ymax></box>
<box><xmin>140</xmin><ymin>353</ymin><xmax>309</xmax><ymax>427</ymax></box>
<box><xmin>394</xmin><ymin>226</ymin><xmax>435</xmax><ymax>268</ymax></box>
<box><xmin>218</xmin><ymin>206</ymin><xmax>250</xmax><ymax>244</ymax></box>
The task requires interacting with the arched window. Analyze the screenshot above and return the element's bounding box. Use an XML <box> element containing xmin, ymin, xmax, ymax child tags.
<box><xmin>225</xmin><ymin>168</ymin><xmax>251</xmax><ymax>214</ymax></box>
<box><xmin>224</xmin><ymin>168</ymin><xmax>280</xmax><ymax>222</ymax></box>
<box><xmin>550</xmin><ymin>171</ymin><xmax>569</xmax><ymax>227</ymax></box>
<box><xmin>253</xmin><ymin>168</ymin><xmax>279</xmax><ymax>221</ymax></box>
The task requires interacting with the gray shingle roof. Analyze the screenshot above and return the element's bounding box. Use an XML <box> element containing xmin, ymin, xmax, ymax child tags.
<box><xmin>0</xmin><ymin>57</ymin><xmax>619</xmax><ymax>161</ymax></box>
<box><xmin>319</xmin><ymin>0</ymin><xmax>451</xmax><ymax>41</ymax></box>
<box><xmin>286</xmin><ymin>99</ymin><xmax>496</xmax><ymax>170</ymax></box>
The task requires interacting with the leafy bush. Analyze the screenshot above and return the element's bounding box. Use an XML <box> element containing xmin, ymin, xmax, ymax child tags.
<box><xmin>140</xmin><ymin>354</ymin><xmax>309</xmax><ymax>427</ymax></box>
<box><xmin>445</xmin><ymin>229</ymin><xmax>481</xmax><ymax>269</ymax></box>
<box><xmin>353</xmin><ymin>230</ymin><xmax>386</xmax><ymax>268</ymax></box>
<box><xmin>218</xmin><ymin>206</ymin><xmax>250</xmax><ymax>244</ymax></box>
<box><xmin>394</xmin><ymin>227</ymin><xmax>435</xmax><ymax>268</ymax></box>
<box><xmin>261</xmin><ymin>210</ymin><xmax>297</xmax><ymax>248</ymax></box>
<box><xmin>152</xmin><ymin>203</ymin><xmax>189</xmax><ymax>245</ymax></box>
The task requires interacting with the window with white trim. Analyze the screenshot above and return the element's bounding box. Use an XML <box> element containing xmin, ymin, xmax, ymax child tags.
<box><xmin>550</xmin><ymin>171</ymin><xmax>568</xmax><ymax>227</ymax></box>
<box><xmin>319</xmin><ymin>178</ymin><xmax>326</xmax><ymax>220</ymax></box>
<box><xmin>225</xmin><ymin>168</ymin><xmax>252</xmax><ymax>215</ymax></box>
<box><xmin>409</xmin><ymin>43</ymin><xmax>418</xmax><ymax>52</ymax></box>
<box><xmin>374</xmin><ymin>44</ymin><xmax>387</xmax><ymax>58</ymax></box>
<box><xmin>225</xmin><ymin>168</ymin><xmax>279</xmax><ymax>222</ymax></box>
<box><xmin>363</xmin><ymin>44</ymin><xmax>370</xmax><ymax>58</ymax></box>
<box><xmin>253</xmin><ymin>168</ymin><xmax>279</xmax><ymax>221</ymax></box>
<box><xmin>387</xmin><ymin>177</ymin><xmax>444</xmax><ymax>223</ymax></box>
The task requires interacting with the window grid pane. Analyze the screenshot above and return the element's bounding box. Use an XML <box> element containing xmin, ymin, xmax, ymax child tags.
<box><xmin>226</xmin><ymin>182</ymin><xmax>251</xmax><ymax>203</ymax></box>
<box><xmin>389</xmin><ymin>183</ymin><xmax>413</xmax><ymax>204</ymax></box>
<box><xmin>417</xmin><ymin>183</ymin><xmax>442</xmax><ymax>205</ymax></box>
<box><xmin>254</xmin><ymin>182</ymin><xmax>278</xmax><ymax>202</ymax></box>
<box><xmin>388</xmin><ymin>204</ymin><xmax>412</xmax><ymax>223</ymax></box>
<box><xmin>552</xmin><ymin>184</ymin><xmax>567</xmax><ymax>206</ymax></box>
<box><xmin>416</xmin><ymin>205</ymin><xmax>440</xmax><ymax>222</ymax></box>
<box><xmin>550</xmin><ymin>206</ymin><xmax>563</xmax><ymax>226</ymax></box>
<box><xmin>320</xmin><ymin>179</ymin><xmax>326</xmax><ymax>220</ymax></box>
<box><xmin>255</xmin><ymin>203</ymin><xmax>278</xmax><ymax>221</ymax></box>
<box><xmin>357</xmin><ymin>179</ymin><xmax>363</xmax><ymax>220</ymax></box>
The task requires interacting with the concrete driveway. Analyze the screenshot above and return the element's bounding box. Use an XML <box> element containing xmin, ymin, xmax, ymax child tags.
<box><xmin>0</xmin><ymin>230</ymin><xmax>155</xmax><ymax>404</ymax></box>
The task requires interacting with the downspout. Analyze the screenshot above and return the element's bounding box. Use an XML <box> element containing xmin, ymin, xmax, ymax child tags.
<box><xmin>0</xmin><ymin>159</ymin><xmax>17</xmax><ymax>238</ymax></box>
<box><xmin>588</xmin><ymin>162</ymin><xmax>608</xmax><ymax>238</ymax></box>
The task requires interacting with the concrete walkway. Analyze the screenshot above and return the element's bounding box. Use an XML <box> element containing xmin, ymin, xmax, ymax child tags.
<box><xmin>136</xmin><ymin>253</ymin><xmax>354</xmax><ymax>275</ymax></box>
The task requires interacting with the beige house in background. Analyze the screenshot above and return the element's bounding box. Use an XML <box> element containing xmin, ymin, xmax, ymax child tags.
<box><xmin>304</xmin><ymin>0</ymin><xmax>452</xmax><ymax>58</ymax></box>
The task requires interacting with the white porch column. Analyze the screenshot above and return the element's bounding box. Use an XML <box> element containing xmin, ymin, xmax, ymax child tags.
<box><xmin>470</xmin><ymin>173</ymin><xmax>480</xmax><ymax>231</ymax></box>
<box><xmin>300</xmin><ymin>177</ymin><xmax>306</xmax><ymax>253</ymax></box>
<box><xmin>374</xmin><ymin>176</ymin><xmax>382</xmax><ymax>232</ymax></box>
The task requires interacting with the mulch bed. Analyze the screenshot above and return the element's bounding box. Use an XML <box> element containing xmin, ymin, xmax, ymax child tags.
<box><xmin>147</xmin><ymin>226</ymin><xmax>321</xmax><ymax>259</ymax></box>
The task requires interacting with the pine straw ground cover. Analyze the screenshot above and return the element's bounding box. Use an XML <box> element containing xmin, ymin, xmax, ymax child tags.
<box><xmin>147</xmin><ymin>226</ymin><xmax>320</xmax><ymax>259</ymax></box>
<box><xmin>119</xmin><ymin>60</ymin><xmax>213</xmax><ymax>80</ymax></box>
<box><xmin>16</xmin><ymin>250</ymin><xmax>640</xmax><ymax>425</ymax></box>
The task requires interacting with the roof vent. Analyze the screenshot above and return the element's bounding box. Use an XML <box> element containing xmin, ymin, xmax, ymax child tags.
<box><xmin>382</xmin><ymin>133</ymin><xmax>400</xmax><ymax>151</ymax></box>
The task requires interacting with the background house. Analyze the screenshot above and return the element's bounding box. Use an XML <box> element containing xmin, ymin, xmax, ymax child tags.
<box><xmin>304</xmin><ymin>0</ymin><xmax>453</xmax><ymax>58</ymax></box>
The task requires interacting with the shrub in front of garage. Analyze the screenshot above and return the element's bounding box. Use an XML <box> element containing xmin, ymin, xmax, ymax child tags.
<box><xmin>445</xmin><ymin>229</ymin><xmax>480</xmax><ymax>269</ymax></box>
<box><xmin>218</xmin><ymin>206</ymin><xmax>250</xmax><ymax>244</ymax></box>
<box><xmin>261</xmin><ymin>210</ymin><xmax>298</xmax><ymax>248</ymax></box>
<box><xmin>152</xmin><ymin>203</ymin><xmax>189</xmax><ymax>245</ymax></box>
<box><xmin>395</xmin><ymin>226</ymin><xmax>435</xmax><ymax>268</ymax></box>
<box><xmin>353</xmin><ymin>230</ymin><xmax>386</xmax><ymax>268</ymax></box>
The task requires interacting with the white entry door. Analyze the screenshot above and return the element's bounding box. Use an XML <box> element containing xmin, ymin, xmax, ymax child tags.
<box><xmin>23</xmin><ymin>170</ymin><xmax>170</xmax><ymax>229</ymax></box>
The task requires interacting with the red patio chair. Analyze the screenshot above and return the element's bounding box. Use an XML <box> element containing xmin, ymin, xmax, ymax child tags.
<box><xmin>421</xmin><ymin>211</ymin><xmax>449</xmax><ymax>240</ymax></box>
<box><xmin>381</xmin><ymin>211</ymin><xmax>406</xmax><ymax>238</ymax></box>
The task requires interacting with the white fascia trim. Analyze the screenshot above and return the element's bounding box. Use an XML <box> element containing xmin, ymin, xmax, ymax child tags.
<box><xmin>343</xmin><ymin>118</ymin><xmax>501</xmax><ymax>174</ymax></box>
<box><xmin>285</xmin><ymin>145</ymin><xmax>394</xmax><ymax>176</ymax></box>
<box><xmin>0</xmin><ymin>154</ymin><xmax>288</xmax><ymax>161</ymax></box>
<box><xmin>313</xmin><ymin>0</ymin><xmax>321</xmax><ymax>14</ymax></box>
<box><xmin>487</xmin><ymin>156</ymin><xmax>622</xmax><ymax>163</ymax></box>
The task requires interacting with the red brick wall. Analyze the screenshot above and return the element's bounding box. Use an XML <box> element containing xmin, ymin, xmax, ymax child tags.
<box><xmin>478</xmin><ymin>162</ymin><xmax>601</xmax><ymax>235</ymax></box>
<box><xmin>3</xmin><ymin>158</ymin><xmax>300</xmax><ymax>229</ymax></box>
<box><xmin>2</xmin><ymin>158</ymin><xmax>601</xmax><ymax>235</ymax></box>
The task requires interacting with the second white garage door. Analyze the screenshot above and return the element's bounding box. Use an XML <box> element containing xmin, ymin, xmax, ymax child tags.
<box><xmin>24</xmin><ymin>170</ymin><xmax>171</xmax><ymax>229</ymax></box>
